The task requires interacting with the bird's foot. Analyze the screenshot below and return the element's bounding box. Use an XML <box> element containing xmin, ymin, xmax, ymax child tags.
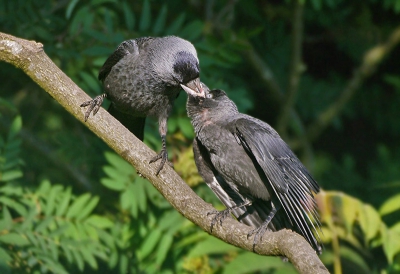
<box><xmin>207</xmin><ymin>209</ymin><xmax>232</xmax><ymax>232</ymax></box>
<box><xmin>247</xmin><ymin>224</ymin><xmax>270</xmax><ymax>251</ymax></box>
<box><xmin>149</xmin><ymin>148</ymin><xmax>172</xmax><ymax>175</ymax></box>
<box><xmin>80</xmin><ymin>94</ymin><xmax>107</xmax><ymax>121</ymax></box>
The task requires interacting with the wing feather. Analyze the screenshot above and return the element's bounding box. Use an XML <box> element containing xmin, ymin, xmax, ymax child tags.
<box><xmin>233</xmin><ymin>116</ymin><xmax>322</xmax><ymax>252</ymax></box>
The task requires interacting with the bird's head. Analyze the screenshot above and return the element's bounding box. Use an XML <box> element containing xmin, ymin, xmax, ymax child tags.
<box><xmin>172</xmin><ymin>51</ymin><xmax>205</xmax><ymax>98</ymax></box>
<box><xmin>184</xmin><ymin>86</ymin><xmax>239</xmax><ymax>118</ymax></box>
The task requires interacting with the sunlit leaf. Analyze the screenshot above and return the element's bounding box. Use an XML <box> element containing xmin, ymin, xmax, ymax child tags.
<box><xmin>56</xmin><ymin>187</ymin><xmax>72</xmax><ymax>217</ymax></box>
<box><xmin>223</xmin><ymin>252</ymin><xmax>295</xmax><ymax>274</ymax></box>
<box><xmin>138</xmin><ymin>228</ymin><xmax>162</xmax><ymax>260</ymax></box>
<box><xmin>382</xmin><ymin>225</ymin><xmax>400</xmax><ymax>263</ymax></box>
<box><xmin>188</xmin><ymin>236</ymin><xmax>238</xmax><ymax>258</ymax></box>
<box><xmin>76</xmin><ymin>196</ymin><xmax>100</xmax><ymax>220</ymax></box>
<box><xmin>66</xmin><ymin>193</ymin><xmax>92</xmax><ymax>219</ymax></box>
<box><xmin>359</xmin><ymin>204</ymin><xmax>381</xmax><ymax>241</ymax></box>
<box><xmin>155</xmin><ymin>234</ymin><xmax>173</xmax><ymax>266</ymax></box>
<box><xmin>0</xmin><ymin>233</ymin><xmax>29</xmax><ymax>246</ymax></box>
<box><xmin>101</xmin><ymin>178</ymin><xmax>126</xmax><ymax>191</ymax></box>
<box><xmin>0</xmin><ymin>207</ymin><xmax>12</xmax><ymax>231</ymax></box>
<box><xmin>379</xmin><ymin>193</ymin><xmax>400</xmax><ymax>216</ymax></box>
<box><xmin>7</xmin><ymin>116</ymin><xmax>21</xmax><ymax>141</ymax></box>
<box><xmin>86</xmin><ymin>215</ymin><xmax>114</xmax><ymax>229</ymax></box>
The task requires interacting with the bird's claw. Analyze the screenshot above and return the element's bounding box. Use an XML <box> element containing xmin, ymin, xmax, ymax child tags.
<box><xmin>80</xmin><ymin>94</ymin><xmax>106</xmax><ymax>121</ymax></box>
<box><xmin>207</xmin><ymin>209</ymin><xmax>231</xmax><ymax>232</ymax></box>
<box><xmin>149</xmin><ymin>149</ymin><xmax>171</xmax><ymax>175</ymax></box>
<box><xmin>247</xmin><ymin>225</ymin><xmax>269</xmax><ymax>251</ymax></box>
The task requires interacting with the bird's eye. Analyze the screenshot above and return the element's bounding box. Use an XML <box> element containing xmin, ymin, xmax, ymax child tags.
<box><xmin>206</xmin><ymin>93</ymin><xmax>213</xmax><ymax>99</ymax></box>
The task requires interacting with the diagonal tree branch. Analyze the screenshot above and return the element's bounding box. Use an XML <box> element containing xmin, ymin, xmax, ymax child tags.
<box><xmin>0</xmin><ymin>32</ymin><xmax>328</xmax><ymax>274</ymax></box>
<box><xmin>305</xmin><ymin>26</ymin><xmax>400</xmax><ymax>143</ymax></box>
<box><xmin>277</xmin><ymin>0</ymin><xmax>305</xmax><ymax>137</ymax></box>
<box><xmin>243</xmin><ymin>41</ymin><xmax>315</xmax><ymax>167</ymax></box>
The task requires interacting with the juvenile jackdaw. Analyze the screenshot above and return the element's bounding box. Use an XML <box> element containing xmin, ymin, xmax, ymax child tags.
<box><xmin>81</xmin><ymin>36</ymin><xmax>203</xmax><ymax>175</ymax></box>
<box><xmin>182</xmin><ymin>86</ymin><xmax>322</xmax><ymax>253</ymax></box>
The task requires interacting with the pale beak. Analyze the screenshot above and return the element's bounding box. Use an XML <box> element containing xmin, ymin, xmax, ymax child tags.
<box><xmin>181</xmin><ymin>78</ymin><xmax>205</xmax><ymax>98</ymax></box>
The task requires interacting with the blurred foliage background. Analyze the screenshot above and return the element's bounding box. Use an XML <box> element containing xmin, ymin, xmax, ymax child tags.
<box><xmin>1</xmin><ymin>0</ymin><xmax>400</xmax><ymax>273</ymax></box>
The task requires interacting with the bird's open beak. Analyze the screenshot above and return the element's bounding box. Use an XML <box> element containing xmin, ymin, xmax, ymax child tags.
<box><xmin>181</xmin><ymin>78</ymin><xmax>205</xmax><ymax>98</ymax></box>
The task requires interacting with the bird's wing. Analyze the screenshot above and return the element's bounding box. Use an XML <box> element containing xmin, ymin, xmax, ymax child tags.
<box><xmin>98</xmin><ymin>38</ymin><xmax>153</xmax><ymax>81</ymax></box>
<box><xmin>193</xmin><ymin>138</ymin><xmax>268</xmax><ymax>228</ymax></box>
<box><xmin>233</xmin><ymin>117</ymin><xmax>319</xmax><ymax>194</ymax></box>
<box><xmin>232</xmin><ymin>116</ymin><xmax>322</xmax><ymax>252</ymax></box>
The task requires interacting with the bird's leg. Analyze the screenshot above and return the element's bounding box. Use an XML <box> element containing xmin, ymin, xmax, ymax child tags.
<box><xmin>80</xmin><ymin>94</ymin><xmax>107</xmax><ymax>121</ymax></box>
<box><xmin>149</xmin><ymin>116</ymin><xmax>174</xmax><ymax>175</ymax></box>
<box><xmin>247</xmin><ymin>202</ymin><xmax>281</xmax><ymax>251</ymax></box>
<box><xmin>208</xmin><ymin>199</ymin><xmax>253</xmax><ymax>232</ymax></box>
<box><xmin>149</xmin><ymin>134</ymin><xmax>169</xmax><ymax>175</ymax></box>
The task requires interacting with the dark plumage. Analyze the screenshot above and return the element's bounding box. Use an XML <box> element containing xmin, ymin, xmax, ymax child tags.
<box><xmin>81</xmin><ymin>36</ymin><xmax>204</xmax><ymax>174</ymax></box>
<box><xmin>183</xmin><ymin>87</ymin><xmax>322</xmax><ymax>253</ymax></box>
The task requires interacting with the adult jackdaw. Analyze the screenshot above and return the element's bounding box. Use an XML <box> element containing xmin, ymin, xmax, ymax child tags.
<box><xmin>182</xmin><ymin>86</ymin><xmax>322</xmax><ymax>253</ymax></box>
<box><xmin>81</xmin><ymin>36</ymin><xmax>203</xmax><ymax>175</ymax></box>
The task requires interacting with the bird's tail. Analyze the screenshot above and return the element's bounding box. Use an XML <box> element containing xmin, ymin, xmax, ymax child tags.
<box><xmin>108</xmin><ymin>104</ymin><xmax>146</xmax><ymax>141</ymax></box>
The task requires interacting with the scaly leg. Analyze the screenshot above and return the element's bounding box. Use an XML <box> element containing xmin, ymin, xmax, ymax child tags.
<box><xmin>80</xmin><ymin>94</ymin><xmax>107</xmax><ymax>121</ymax></box>
<box><xmin>208</xmin><ymin>199</ymin><xmax>253</xmax><ymax>232</ymax></box>
<box><xmin>247</xmin><ymin>202</ymin><xmax>281</xmax><ymax>251</ymax></box>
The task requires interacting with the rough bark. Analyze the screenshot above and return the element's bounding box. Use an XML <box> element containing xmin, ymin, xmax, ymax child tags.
<box><xmin>0</xmin><ymin>32</ymin><xmax>329</xmax><ymax>274</ymax></box>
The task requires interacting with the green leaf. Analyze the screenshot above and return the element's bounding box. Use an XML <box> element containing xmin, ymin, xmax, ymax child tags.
<box><xmin>85</xmin><ymin>215</ymin><xmax>114</xmax><ymax>229</ymax></box>
<box><xmin>0</xmin><ymin>197</ymin><xmax>26</xmax><ymax>216</ymax></box>
<box><xmin>49</xmin><ymin>223</ymin><xmax>70</xmax><ymax>238</ymax></box>
<box><xmin>339</xmin><ymin>194</ymin><xmax>360</xmax><ymax>234</ymax></box>
<box><xmin>359</xmin><ymin>204</ymin><xmax>381</xmax><ymax>241</ymax></box>
<box><xmin>122</xmin><ymin>1</ymin><xmax>135</xmax><ymax>30</ymax></box>
<box><xmin>166</xmin><ymin>13</ymin><xmax>185</xmax><ymax>34</ymax></box>
<box><xmin>379</xmin><ymin>193</ymin><xmax>400</xmax><ymax>216</ymax></box>
<box><xmin>188</xmin><ymin>236</ymin><xmax>238</xmax><ymax>258</ymax></box>
<box><xmin>66</xmin><ymin>193</ymin><xmax>92</xmax><ymax>219</ymax></box>
<box><xmin>153</xmin><ymin>4</ymin><xmax>168</xmax><ymax>34</ymax></box>
<box><xmin>382</xmin><ymin>225</ymin><xmax>400</xmax><ymax>263</ymax></box>
<box><xmin>65</xmin><ymin>0</ymin><xmax>79</xmax><ymax>19</ymax></box>
<box><xmin>133</xmin><ymin>178</ymin><xmax>146</xmax><ymax>213</ymax></box>
<box><xmin>0</xmin><ymin>247</ymin><xmax>12</xmax><ymax>271</ymax></box>
<box><xmin>8</xmin><ymin>116</ymin><xmax>22</xmax><ymax>141</ymax></box>
<box><xmin>0</xmin><ymin>169</ymin><xmax>23</xmax><ymax>181</ymax></box>
<box><xmin>340</xmin><ymin>246</ymin><xmax>370</xmax><ymax>273</ymax></box>
<box><xmin>108</xmin><ymin>250</ymin><xmax>118</xmax><ymax>268</ymax></box>
<box><xmin>119</xmin><ymin>253</ymin><xmax>128</xmax><ymax>274</ymax></box>
<box><xmin>138</xmin><ymin>228</ymin><xmax>162</xmax><ymax>260</ymax></box>
<box><xmin>139</xmin><ymin>0</ymin><xmax>151</xmax><ymax>32</ymax></box>
<box><xmin>0</xmin><ymin>233</ymin><xmax>29</xmax><ymax>246</ymax></box>
<box><xmin>56</xmin><ymin>187</ymin><xmax>72</xmax><ymax>216</ymax></box>
<box><xmin>155</xmin><ymin>234</ymin><xmax>173</xmax><ymax>266</ymax></box>
<box><xmin>76</xmin><ymin>196</ymin><xmax>99</xmax><ymax>220</ymax></box>
<box><xmin>35</xmin><ymin>217</ymin><xmax>54</xmax><ymax>233</ymax></box>
<box><xmin>103</xmin><ymin>166</ymin><xmax>125</xmax><ymax>181</ymax></box>
<box><xmin>104</xmin><ymin>152</ymin><xmax>134</xmax><ymax>175</ymax></box>
<box><xmin>72</xmin><ymin>245</ymin><xmax>85</xmax><ymax>272</ymax></box>
<box><xmin>223</xmin><ymin>252</ymin><xmax>295</xmax><ymax>274</ymax></box>
<box><xmin>180</xmin><ymin>20</ymin><xmax>204</xmax><ymax>40</ymax></box>
<box><xmin>80</xmin><ymin>71</ymin><xmax>101</xmax><ymax>94</ymax></box>
<box><xmin>178</xmin><ymin>117</ymin><xmax>194</xmax><ymax>139</ymax></box>
<box><xmin>80</xmin><ymin>246</ymin><xmax>98</xmax><ymax>269</ymax></box>
<box><xmin>44</xmin><ymin>186</ymin><xmax>59</xmax><ymax>216</ymax></box>
<box><xmin>0</xmin><ymin>207</ymin><xmax>12</xmax><ymax>231</ymax></box>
